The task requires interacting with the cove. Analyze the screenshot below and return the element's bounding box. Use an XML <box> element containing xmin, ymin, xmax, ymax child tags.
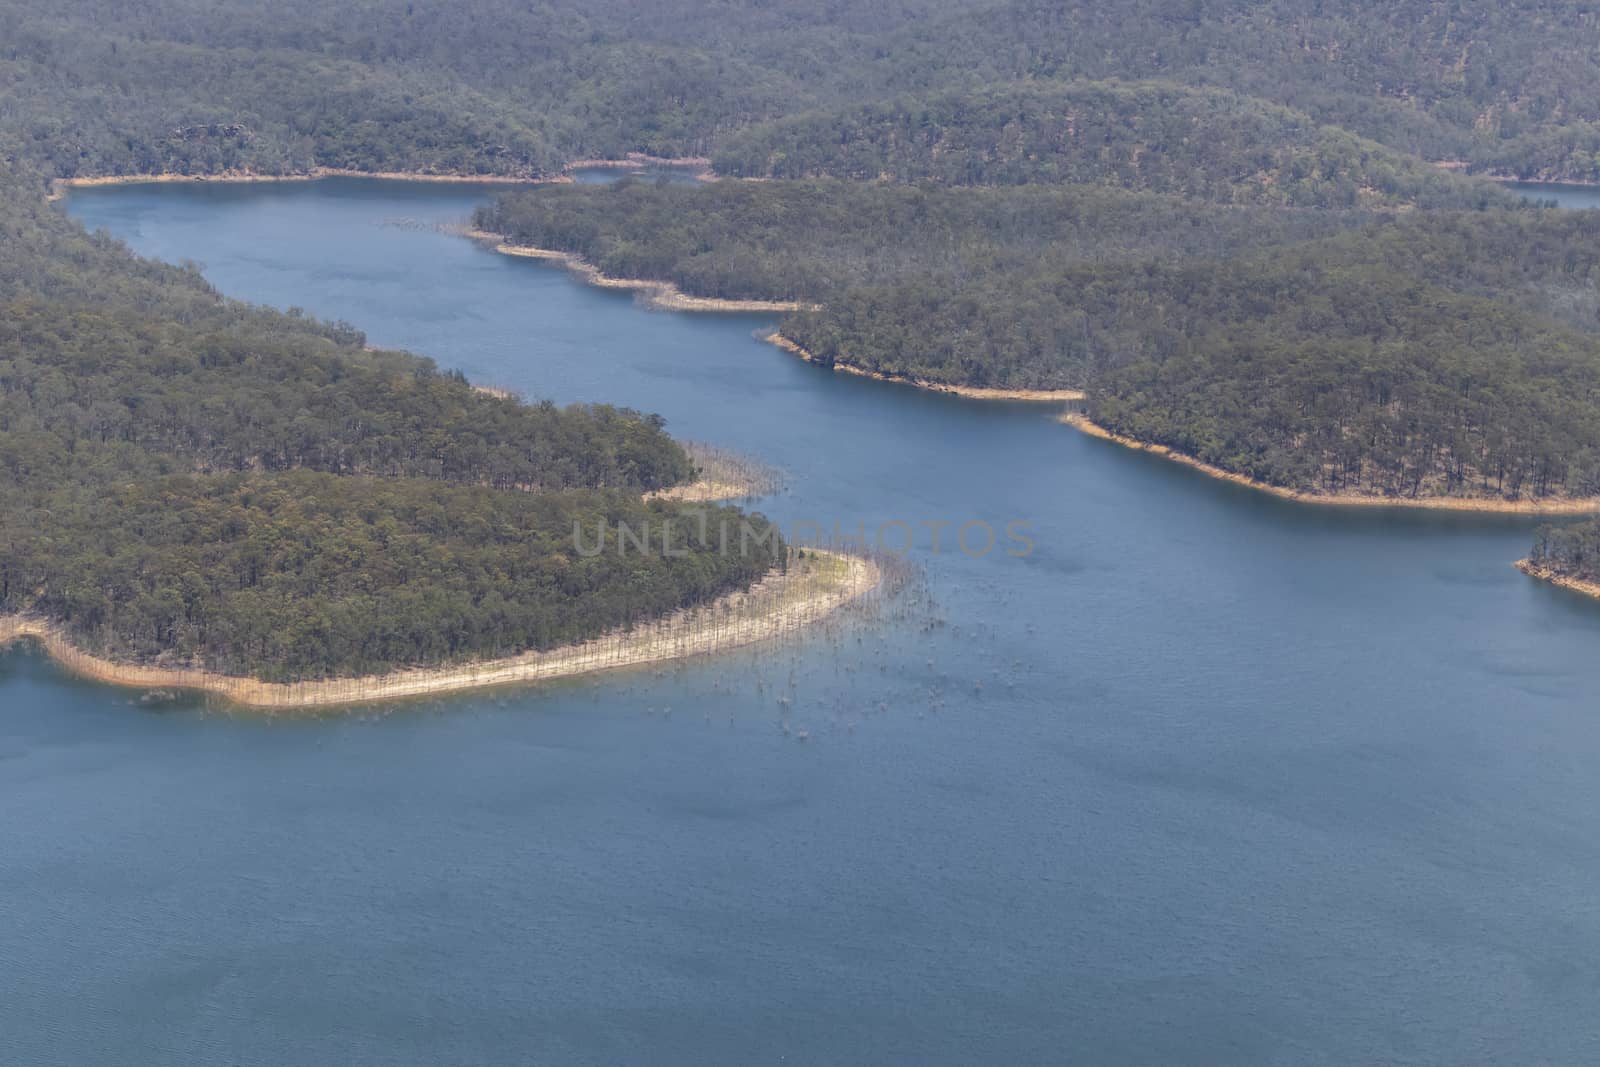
<box><xmin>1</xmin><ymin>177</ymin><xmax>1598</xmax><ymax>1065</ymax></box>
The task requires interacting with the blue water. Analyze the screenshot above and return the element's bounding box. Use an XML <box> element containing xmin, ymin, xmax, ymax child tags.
<box><xmin>1507</xmin><ymin>180</ymin><xmax>1600</xmax><ymax>210</ymax></box>
<box><xmin>3</xmin><ymin>178</ymin><xmax>1598</xmax><ymax>1064</ymax></box>
<box><xmin>570</xmin><ymin>164</ymin><xmax>705</xmax><ymax>185</ymax></box>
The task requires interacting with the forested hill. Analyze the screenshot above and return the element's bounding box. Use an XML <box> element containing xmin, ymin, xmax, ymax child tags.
<box><xmin>786</xmin><ymin>209</ymin><xmax>1600</xmax><ymax>502</ymax></box>
<box><xmin>712</xmin><ymin>83</ymin><xmax>1512</xmax><ymax>210</ymax></box>
<box><xmin>476</xmin><ymin>172</ymin><xmax>1600</xmax><ymax>504</ymax></box>
<box><xmin>2</xmin><ymin>27</ymin><xmax>561</xmax><ymax>179</ymax></box>
<box><xmin>473</xmin><ymin>179</ymin><xmax>1368</xmax><ymax>303</ymax></box>
<box><xmin>8</xmin><ymin>0</ymin><xmax>1600</xmax><ymax>182</ymax></box>
<box><xmin>1080</xmin><ymin>268</ymin><xmax>1600</xmax><ymax>502</ymax></box>
<box><xmin>896</xmin><ymin>1</ymin><xmax>1600</xmax><ymax>183</ymax></box>
<box><xmin>0</xmin><ymin>163</ymin><xmax>783</xmax><ymax>681</ymax></box>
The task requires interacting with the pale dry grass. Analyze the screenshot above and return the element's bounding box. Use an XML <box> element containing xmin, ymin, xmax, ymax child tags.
<box><xmin>648</xmin><ymin>442</ymin><xmax>782</xmax><ymax>502</ymax></box>
<box><xmin>467</xmin><ymin>232</ymin><xmax>816</xmax><ymax>312</ymax></box>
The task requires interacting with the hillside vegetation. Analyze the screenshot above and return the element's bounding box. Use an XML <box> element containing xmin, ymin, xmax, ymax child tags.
<box><xmin>892</xmin><ymin>1</ymin><xmax>1600</xmax><ymax>183</ymax></box>
<box><xmin>484</xmin><ymin>175</ymin><xmax>1600</xmax><ymax>503</ymax></box>
<box><xmin>713</xmin><ymin>82</ymin><xmax>1513</xmax><ymax>210</ymax></box>
<box><xmin>9</xmin><ymin>1</ymin><xmax>1600</xmax><ymax>180</ymax></box>
<box><xmin>0</xmin><ymin>164</ymin><xmax>782</xmax><ymax>680</ymax></box>
<box><xmin>475</xmin><ymin>179</ymin><xmax>1368</xmax><ymax>304</ymax></box>
<box><xmin>1530</xmin><ymin>522</ymin><xmax>1600</xmax><ymax>586</ymax></box>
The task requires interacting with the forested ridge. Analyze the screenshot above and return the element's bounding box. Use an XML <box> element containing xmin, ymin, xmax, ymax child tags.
<box><xmin>0</xmin><ymin>299</ymin><xmax>692</xmax><ymax>492</ymax></box>
<box><xmin>482</xmin><ymin>177</ymin><xmax>1600</xmax><ymax>503</ymax></box>
<box><xmin>800</xmin><ymin>210</ymin><xmax>1600</xmax><ymax>502</ymax></box>
<box><xmin>893</xmin><ymin>1</ymin><xmax>1600</xmax><ymax>183</ymax></box>
<box><xmin>7</xmin><ymin>473</ymin><xmax>775</xmax><ymax>682</ymax></box>
<box><xmin>712</xmin><ymin>82</ymin><xmax>1513</xmax><ymax>210</ymax></box>
<box><xmin>10</xmin><ymin>0</ymin><xmax>1600</xmax><ymax>183</ymax></box>
<box><xmin>0</xmin><ymin>160</ymin><xmax>784</xmax><ymax>681</ymax></box>
<box><xmin>474</xmin><ymin>179</ymin><xmax>1369</xmax><ymax>304</ymax></box>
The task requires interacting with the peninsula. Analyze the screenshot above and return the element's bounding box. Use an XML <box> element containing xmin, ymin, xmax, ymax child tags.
<box><xmin>0</xmin><ymin>550</ymin><xmax>879</xmax><ymax>710</ymax></box>
<box><xmin>1520</xmin><ymin>521</ymin><xmax>1600</xmax><ymax>601</ymax></box>
<box><xmin>467</xmin><ymin>230</ymin><xmax>813</xmax><ymax>313</ymax></box>
<box><xmin>2</xmin><ymin>156</ymin><xmax>837</xmax><ymax>691</ymax></box>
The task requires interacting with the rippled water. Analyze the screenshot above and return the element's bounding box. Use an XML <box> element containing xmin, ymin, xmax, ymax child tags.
<box><xmin>2</xmin><ymin>178</ymin><xmax>1597</xmax><ymax>1064</ymax></box>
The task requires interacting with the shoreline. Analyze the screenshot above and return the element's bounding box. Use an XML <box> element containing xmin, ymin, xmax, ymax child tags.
<box><xmin>0</xmin><ymin>550</ymin><xmax>880</xmax><ymax>711</ymax></box>
<box><xmin>1515</xmin><ymin>560</ymin><xmax>1600</xmax><ymax>601</ymax></box>
<box><xmin>1487</xmin><ymin>175</ymin><xmax>1600</xmax><ymax>189</ymax></box>
<box><xmin>1062</xmin><ymin>413</ymin><xmax>1600</xmax><ymax>514</ymax></box>
<box><xmin>1432</xmin><ymin>163</ymin><xmax>1600</xmax><ymax>189</ymax></box>
<box><xmin>646</xmin><ymin>442</ymin><xmax>782</xmax><ymax>502</ymax></box>
<box><xmin>47</xmin><ymin>168</ymin><xmax>562</xmax><ymax>202</ymax></box>
<box><xmin>565</xmin><ymin>154</ymin><xmax>717</xmax><ymax>182</ymax></box>
<box><xmin>645</xmin><ymin>479</ymin><xmax>754</xmax><ymax>502</ymax></box>
<box><xmin>767</xmin><ymin>333</ymin><xmax>1087</xmax><ymax>403</ymax></box>
<box><xmin>45</xmin><ymin>155</ymin><xmax>725</xmax><ymax>203</ymax></box>
<box><xmin>467</xmin><ymin>230</ymin><xmax>813</xmax><ymax>312</ymax></box>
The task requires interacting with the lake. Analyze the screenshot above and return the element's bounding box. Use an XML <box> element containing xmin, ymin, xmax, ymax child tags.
<box><xmin>3</xmin><ymin>177</ymin><xmax>1598</xmax><ymax>1064</ymax></box>
<box><xmin>1507</xmin><ymin>180</ymin><xmax>1600</xmax><ymax>209</ymax></box>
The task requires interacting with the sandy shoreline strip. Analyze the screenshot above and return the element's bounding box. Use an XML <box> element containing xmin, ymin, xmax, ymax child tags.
<box><xmin>0</xmin><ymin>550</ymin><xmax>879</xmax><ymax>711</ymax></box>
<box><xmin>1429</xmin><ymin>162</ymin><xmax>1600</xmax><ymax>187</ymax></box>
<box><xmin>767</xmin><ymin>333</ymin><xmax>1087</xmax><ymax>403</ymax></box>
<box><xmin>1062</xmin><ymin>413</ymin><xmax>1600</xmax><ymax>514</ymax></box>
<box><xmin>467</xmin><ymin>231</ymin><xmax>813</xmax><ymax>312</ymax></box>
<box><xmin>47</xmin><ymin>168</ymin><xmax>563</xmax><ymax>202</ymax></box>
<box><xmin>565</xmin><ymin>155</ymin><xmax>717</xmax><ymax>182</ymax></box>
<box><xmin>646</xmin><ymin>479</ymin><xmax>753</xmax><ymax>502</ymax></box>
<box><xmin>647</xmin><ymin>442</ymin><xmax>781</xmax><ymax>502</ymax></box>
<box><xmin>46</xmin><ymin>156</ymin><xmax>722</xmax><ymax>203</ymax></box>
<box><xmin>1515</xmin><ymin>560</ymin><xmax>1600</xmax><ymax>601</ymax></box>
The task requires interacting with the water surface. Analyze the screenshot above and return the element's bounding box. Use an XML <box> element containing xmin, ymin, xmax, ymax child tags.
<box><xmin>1506</xmin><ymin>180</ymin><xmax>1600</xmax><ymax>209</ymax></box>
<box><xmin>571</xmin><ymin>164</ymin><xmax>706</xmax><ymax>185</ymax></box>
<box><xmin>3</xmin><ymin>178</ymin><xmax>1598</xmax><ymax>1065</ymax></box>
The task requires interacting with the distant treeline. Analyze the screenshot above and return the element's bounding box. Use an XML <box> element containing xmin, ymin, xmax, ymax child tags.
<box><xmin>9</xmin><ymin>0</ymin><xmax>1600</xmax><ymax>182</ymax></box>
<box><xmin>875</xmin><ymin>0</ymin><xmax>1600</xmax><ymax>184</ymax></box>
<box><xmin>713</xmin><ymin>82</ymin><xmax>1514</xmax><ymax>210</ymax></box>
